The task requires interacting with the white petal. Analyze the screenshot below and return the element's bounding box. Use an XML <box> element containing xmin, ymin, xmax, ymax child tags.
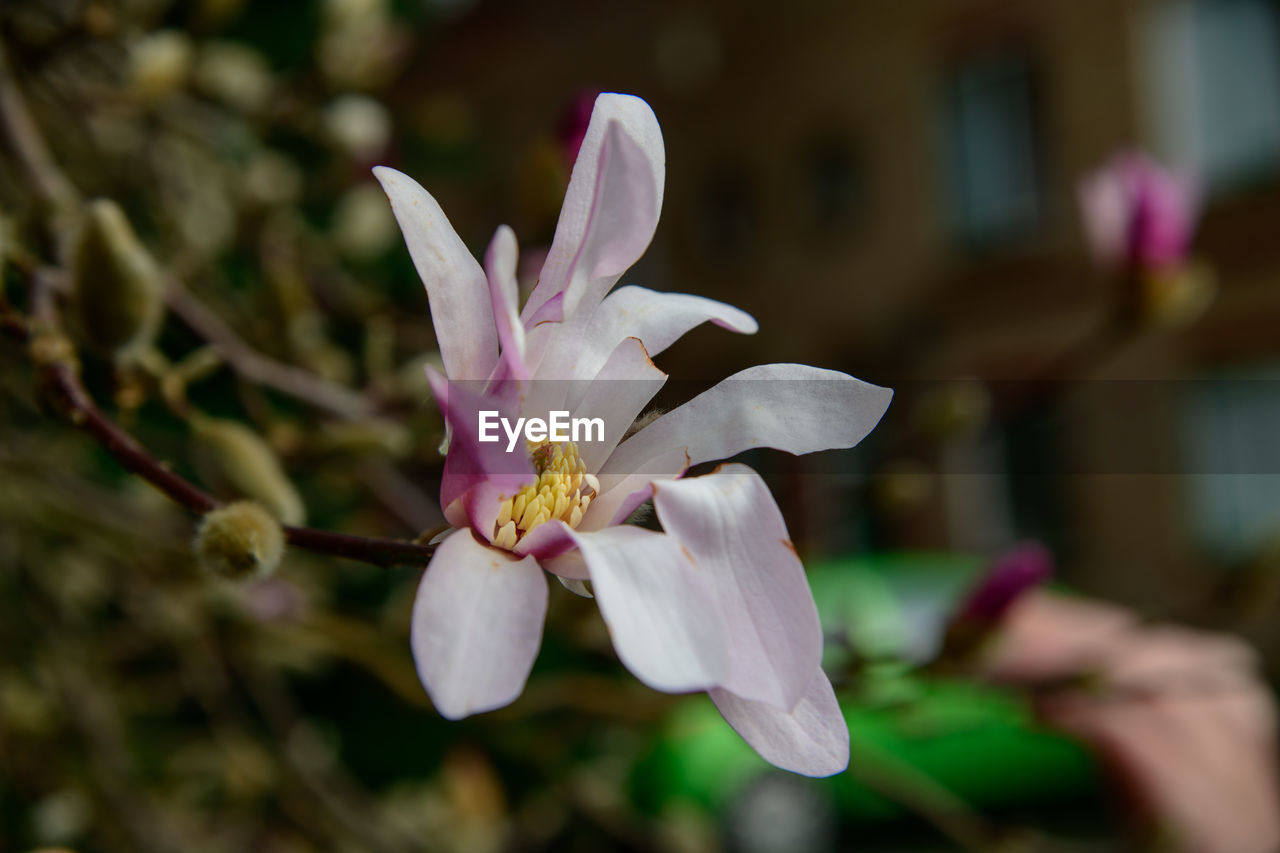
<box><xmin>373</xmin><ymin>167</ymin><xmax>497</xmax><ymax>380</ymax></box>
<box><xmin>577</xmin><ymin>445</ymin><xmax>690</xmax><ymax>532</ymax></box>
<box><xmin>541</xmin><ymin>548</ymin><xmax>590</xmax><ymax>580</ymax></box>
<box><xmin>711</xmin><ymin>669</ymin><xmax>849</xmax><ymax>777</ymax></box>
<box><xmin>522</xmin><ymin>93</ymin><xmax>664</xmax><ymax>325</ymax></box>
<box><xmin>602</xmin><ymin>363</ymin><xmax>892</xmax><ymax>477</ymax></box>
<box><xmin>411</xmin><ymin>530</ymin><xmax>547</xmax><ymax>719</ymax></box>
<box><xmin>555</xmin><ymin>575</ymin><xmax>593</xmax><ymax>598</ymax></box>
<box><xmin>483</xmin><ymin>225</ymin><xmax>527</xmax><ymax>374</ymax></box>
<box><xmin>654</xmin><ymin>464</ymin><xmax>821</xmax><ymax>709</ymax></box>
<box><xmin>570</xmin><ymin>336</ymin><xmax>667</xmax><ymax>472</ymax></box>
<box><xmin>573</xmin><ymin>285</ymin><xmax>757</xmax><ymax>380</ymax></box>
<box><xmin>567</xmin><ymin>526</ymin><xmax>728</xmax><ymax>693</ymax></box>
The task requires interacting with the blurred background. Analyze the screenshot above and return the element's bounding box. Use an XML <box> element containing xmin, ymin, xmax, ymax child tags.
<box><xmin>3</xmin><ymin>0</ymin><xmax>1280</xmax><ymax>850</ymax></box>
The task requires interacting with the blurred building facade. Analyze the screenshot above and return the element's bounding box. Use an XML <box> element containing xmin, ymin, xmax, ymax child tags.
<box><xmin>405</xmin><ymin>0</ymin><xmax>1280</xmax><ymax>621</ymax></box>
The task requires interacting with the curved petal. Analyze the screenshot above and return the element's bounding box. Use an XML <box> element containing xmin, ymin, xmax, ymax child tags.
<box><xmin>567</xmin><ymin>526</ymin><xmax>728</xmax><ymax>693</ymax></box>
<box><xmin>411</xmin><ymin>530</ymin><xmax>548</xmax><ymax>719</ymax></box>
<box><xmin>522</xmin><ymin>93</ymin><xmax>664</xmax><ymax>325</ymax></box>
<box><xmin>542</xmin><ymin>548</ymin><xmax>590</xmax><ymax>581</ymax></box>
<box><xmin>654</xmin><ymin>464</ymin><xmax>821</xmax><ymax>709</ymax></box>
<box><xmin>602</xmin><ymin>364</ymin><xmax>893</xmax><ymax>477</ymax></box>
<box><xmin>572</xmin><ymin>285</ymin><xmax>757</xmax><ymax>381</ymax></box>
<box><xmin>578</xmin><ymin>445</ymin><xmax>690</xmax><ymax>532</ymax></box>
<box><xmin>524</xmin><ymin>291</ymin><xmax>564</xmax><ymax>329</ymax></box>
<box><xmin>484</xmin><ymin>225</ymin><xmax>528</xmax><ymax>381</ymax></box>
<box><xmin>570</xmin><ymin>336</ymin><xmax>667</xmax><ymax>471</ymax></box>
<box><xmin>427</xmin><ymin>367</ymin><xmax>534</xmax><ymax>539</ymax></box>
<box><xmin>556</xmin><ymin>575</ymin><xmax>593</xmax><ymax>598</ymax></box>
<box><xmin>710</xmin><ymin>669</ymin><xmax>849</xmax><ymax>777</ymax></box>
<box><xmin>374</xmin><ymin>167</ymin><xmax>497</xmax><ymax>380</ymax></box>
<box><xmin>513</xmin><ymin>518</ymin><xmax>577</xmax><ymax>561</ymax></box>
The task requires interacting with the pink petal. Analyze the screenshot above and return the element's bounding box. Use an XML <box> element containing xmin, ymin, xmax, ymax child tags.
<box><xmin>711</xmin><ymin>669</ymin><xmax>849</xmax><ymax>777</ymax></box>
<box><xmin>654</xmin><ymin>464</ymin><xmax>821</xmax><ymax>709</ymax></box>
<box><xmin>513</xmin><ymin>518</ymin><xmax>577</xmax><ymax>561</ymax></box>
<box><xmin>570</xmin><ymin>336</ymin><xmax>667</xmax><ymax>471</ymax></box>
<box><xmin>602</xmin><ymin>364</ymin><xmax>893</xmax><ymax>477</ymax></box>
<box><xmin>427</xmin><ymin>367</ymin><xmax>534</xmax><ymax>539</ymax></box>
<box><xmin>373</xmin><ymin>167</ymin><xmax>497</xmax><ymax>380</ymax></box>
<box><xmin>1078</xmin><ymin>152</ymin><xmax>1200</xmax><ymax>269</ymax></box>
<box><xmin>483</xmin><ymin>225</ymin><xmax>528</xmax><ymax>381</ymax></box>
<box><xmin>522</xmin><ymin>93</ymin><xmax>664</xmax><ymax>325</ymax></box>
<box><xmin>567</xmin><ymin>526</ymin><xmax>729</xmax><ymax>693</ymax></box>
<box><xmin>523</xmin><ymin>290</ymin><xmax>564</xmax><ymax>330</ymax></box>
<box><xmin>411</xmin><ymin>529</ymin><xmax>548</xmax><ymax>719</ymax></box>
<box><xmin>1078</xmin><ymin>169</ymin><xmax>1129</xmax><ymax>267</ymax></box>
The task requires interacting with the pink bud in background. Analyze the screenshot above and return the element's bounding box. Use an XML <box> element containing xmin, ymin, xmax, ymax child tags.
<box><xmin>957</xmin><ymin>541</ymin><xmax>1054</xmax><ymax>626</ymax></box>
<box><xmin>554</xmin><ymin>89</ymin><xmax>601</xmax><ymax>169</ymax></box>
<box><xmin>1078</xmin><ymin>152</ymin><xmax>1201</xmax><ymax>271</ymax></box>
<box><xmin>942</xmin><ymin>541</ymin><xmax>1054</xmax><ymax>661</ymax></box>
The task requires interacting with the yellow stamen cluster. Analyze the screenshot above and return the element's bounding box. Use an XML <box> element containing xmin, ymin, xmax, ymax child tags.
<box><xmin>492</xmin><ymin>441</ymin><xmax>599</xmax><ymax>551</ymax></box>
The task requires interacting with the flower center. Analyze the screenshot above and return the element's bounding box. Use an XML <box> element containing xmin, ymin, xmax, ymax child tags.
<box><xmin>492</xmin><ymin>440</ymin><xmax>599</xmax><ymax>551</ymax></box>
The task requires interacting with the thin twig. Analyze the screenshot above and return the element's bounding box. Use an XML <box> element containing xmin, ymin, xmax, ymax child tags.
<box><xmin>0</xmin><ymin>37</ymin><xmax>78</xmax><ymax>212</ymax></box>
<box><xmin>165</xmin><ymin>281</ymin><xmax>376</xmax><ymax>420</ymax></box>
<box><xmin>19</xmin><ymin>274</ymin><xmax>437</xmax><ymax>568</ymax></box>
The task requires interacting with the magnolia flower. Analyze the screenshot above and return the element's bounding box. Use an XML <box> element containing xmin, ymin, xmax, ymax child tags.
<box><xmin>375</xmin><ymin>93</ymin><xmax>892</xmax><ymax>776</ymax></box>
<box><xmin>1078</xmin><ymin>151</ymin><xmax>1200</xmax><ymax>271</ymax></box>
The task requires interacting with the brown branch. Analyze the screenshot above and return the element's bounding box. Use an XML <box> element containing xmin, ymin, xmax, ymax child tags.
<box><xmin>0</xmin><ymin>45</ymin><xmax>438</xmax><ymax>570</ymax></box>
<box><xmin>19</xmin><ymin>277</ymin><xmax>439</xmax><ymax>569</ymax></box>
<box><xmin>164</xmin><ymin>282</ymin><xmax>377</xmax><ymax>420</ymax></box>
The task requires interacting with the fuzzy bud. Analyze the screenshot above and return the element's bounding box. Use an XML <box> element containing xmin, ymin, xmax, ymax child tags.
<box><xmin>195</xmin><ymin>501</ymin><xmax>285</xmax><ymax>580</ymax></box>
<box><xmin>68</xmin><ymin>199</ymin><xmax>163</xmax><ymax>359</ymax></box>
<box><xmin>129</xmin><ymin>31</ymin><xmax>193</xmax><ymax>99</ymax></box>
<box><xmin>323</xmin><ymin>95</ymin><xmax>391</xmax><ymax>161</ymax></box>
<box><xmin>191</xmin><ymin>415</ymin><xmax>306</xmax><ymax>525</ymax></box>
<box><xmin>194</xmin><ymin>41</ymin><xmax>272</xmax><ymax>112</ymax></box>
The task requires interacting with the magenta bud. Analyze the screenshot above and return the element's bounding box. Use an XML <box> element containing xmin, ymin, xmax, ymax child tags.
<box><xmin>955</xmin><ymin>541</ymin><xmax>1055</xmax><ymax>627</ymax></box>
<box><xmin>1079</xmin><ymin>151</ymin><xmax>1200</xmax><ymax>271</ymax></box>
<box><xmin>554</xmin><ymin>90</ymin><xmax>601</xmax><ymax>169</ymax></box>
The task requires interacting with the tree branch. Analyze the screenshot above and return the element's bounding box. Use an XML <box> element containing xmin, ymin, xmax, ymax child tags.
<box><xmin>164</xmin><ymin>282</ymin><xmax>377</xmax><ymax>420</ymax></box>
<box><xmin>16</xmin><ymin>276</ymin><xmax>439</xmax><ymax>569</ymax></box>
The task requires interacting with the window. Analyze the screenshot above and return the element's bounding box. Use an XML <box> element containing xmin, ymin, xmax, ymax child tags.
<box><xmin>1139</xmin><ymin>0</ymin><xmax>1280</xmax><ymax>190</ymax></box>
<box><xmin>942</xmin><ymin>50</ymin><xmax>1045</xmax><ymax>246</ymax></box>
<box><xmin>1182</xmin><ymin>363</ymin><xmax>1280</xmax><ymax>561</ymax></box>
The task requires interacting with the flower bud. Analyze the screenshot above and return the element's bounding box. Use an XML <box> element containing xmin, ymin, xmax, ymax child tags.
<box><xmin>193</xmin><ymin>41</ymin><xmax>272</xmax><ymax>112</ymax></box>
<box><xmin>67</xmin><ymin>199</ymin><xmax>164</xmax><ymax>359</ymax></box>
<box><xmin>941</xmin><ymin>541</ymin><xmax>1053</xmax><ymax>663</ymax></box>
<box><xmin>129</xmin><ymin>30</ymin><xmax>192</xmax><ymax>99</ymax></box>
<box><xmin>323</xmin><ymin>95</ymin><xmax>391</xmax><ymax>161</ymax></box>
<box><xmin>332</xmin><ymin>183</ymin><xmax>397</xmax><ymax>259</ymax></box>
<box><xmin>1078</xmin><ymin>151</ymin><xmax>1200</xmax><ymax>272</ymax></box>
<box><xmin>191</xmin><ymin>415</ymin><xmax>306</xmax><ymax>525</ymax></box>
<box><xmin>194</xmin><ymin>501</ymin><xmax>285</xmax><ymax>580</ymax></box>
